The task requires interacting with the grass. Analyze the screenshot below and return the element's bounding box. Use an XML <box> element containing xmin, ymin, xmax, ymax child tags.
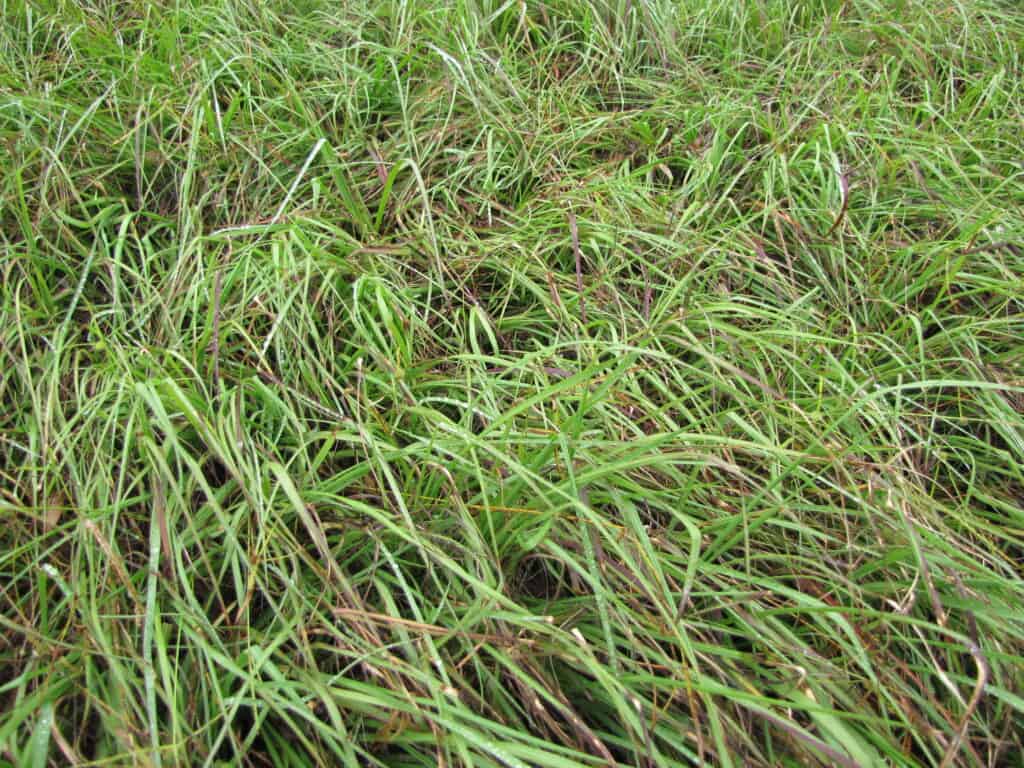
<box><xmin>2</xmin><ymin>0</ymin><xmax>1024</xmax><ymax>765</ymax></box>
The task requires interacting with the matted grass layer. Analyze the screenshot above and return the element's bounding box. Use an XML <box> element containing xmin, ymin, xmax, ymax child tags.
<box><xmin>2</xmin><ymin>1</ymin><xmax>1023</xmax><ymax>765</ymax></box>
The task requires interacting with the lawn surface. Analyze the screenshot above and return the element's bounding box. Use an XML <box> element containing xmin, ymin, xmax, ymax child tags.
<box><xmin>3</xmin><ymin>1</ymin><xmax>1024</xmax><ymax>765</ymax></box>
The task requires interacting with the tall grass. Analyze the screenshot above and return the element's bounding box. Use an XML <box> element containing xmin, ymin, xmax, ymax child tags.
<box><xmin>2</xmin><ymin>0</ymin><xmax>1023</xmax><ymax>765</ymax></box>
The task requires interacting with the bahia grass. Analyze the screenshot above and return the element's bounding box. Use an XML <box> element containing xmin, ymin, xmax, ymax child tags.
<box><xmin>2</xmin><ymin>0</ymin><xmax>1023</xmax><ymax>765</ymax></box>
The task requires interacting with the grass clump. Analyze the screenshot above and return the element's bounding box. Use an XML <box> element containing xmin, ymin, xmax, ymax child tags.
<box><xmin>2</xmin><ymin>0</ymin><xmax>1024</xmax><ymax>765</ymax></box>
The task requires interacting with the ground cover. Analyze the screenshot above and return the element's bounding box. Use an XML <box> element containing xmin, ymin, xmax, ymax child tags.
<box><xmin>2</xmin><ymin>1</ymin><xmax>1024</xmax><ymax>765</ymax></box>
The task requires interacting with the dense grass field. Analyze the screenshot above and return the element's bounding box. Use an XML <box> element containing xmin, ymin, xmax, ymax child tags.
<box><xmin>3</xmin><ymin>0</ymin><xmax>1024</xmax><ymax>765</ymax></box>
